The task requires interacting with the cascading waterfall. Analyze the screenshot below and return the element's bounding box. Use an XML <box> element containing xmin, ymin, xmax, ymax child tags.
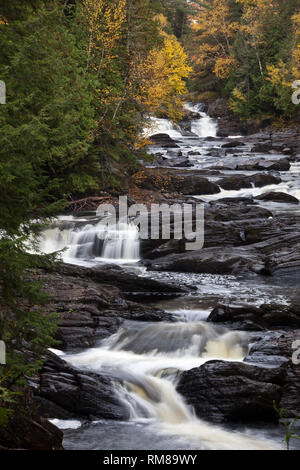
<box><xmin>37</xmin><ymin>217</ymin><xmax>140</xmax><ymax>265</ymax></box>
<box><xmin>191</xmin><ymin>112</ymin><xmax>218</xmax><ymax>138</ymax></box>
<box><xmin>184</xmin><ymin>102</ymin><xmax>218</xmax><ymax>138</ymax></box>
<box><xmin>143</xmin><ymin>116</ymin><xmax>183</xmax><ymax>139</ymax></box>
<box><xmin>64</xmin><ymin>321</ymin><xmax>277</xmax><ymax>450</ymax></box>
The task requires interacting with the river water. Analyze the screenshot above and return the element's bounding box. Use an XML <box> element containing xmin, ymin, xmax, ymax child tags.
<box><xmin>40</xmin><ymin>107</ymin><xmax>300</xmax><ymax>450</ymax></box>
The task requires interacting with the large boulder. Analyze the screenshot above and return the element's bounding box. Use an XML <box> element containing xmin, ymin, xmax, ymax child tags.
<box><xmin>34</xmin><ymin>351</ymin><xmax>129</xmax><ymax>421</ymax></box>
<box><xmin>149</xmin><ymin>133</ymin><xmax>177</xmax><ymax>146</ymax></box>
<box><xmin>177</xmin><ymin>360</ymin><xmax>285</xmax><ymax>423</ymax></box>
<box><xmin>149</xmin><ymin>246</ymin><xmax>267</xmax><ymax>275</ymax></box>
<box><xmin>255</xmin><ymin>192</ymin><xmax>299</xmax><ymax>204</ymax></box>
<box><xmin>132</xmin><ymin>168</ymin><xmax>220</xmax><ymax>195</ymax></box>
<box><xmin>179</xmin><ymin>175</ymin><xmax>220</xmax><ymax>195</ymax></box>
<box><xmin>254</xmin><ymin>232</ymin><xmax>300</xmax><ymax>278</ymax></box>
<box><xmin>245</xmin><ymin>330</ymin><xmax>300</xmax><ymax>418</ymax></box>
<box><xmin>34</xmin><ymin>265</ymin><xmax>177</xmax><ymax>349</ymax></box>
<box><xmin>207</xmin><ymin>303</ymin><xmax>300</xmax><ymax>331</ymax></box>
<box><xmin>217</xmin><ymin>174</ymin><xmax>281</xmax><ymax>191</ymax></box>
<box><xmin>236</xmin><ymin>159</ymin><xmax>291</xmax><ymax>172</ymax></box>
<box><xmin>250</xmin><ymin>173</ymin><xmax>282</xmax><ymax>188</ymax></box>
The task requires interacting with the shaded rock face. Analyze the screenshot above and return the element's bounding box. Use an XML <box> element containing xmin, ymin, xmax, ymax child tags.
<box><xmin>254</xmin><ymin>232</ymin><xmax>300</xmax><ymax>278</ymax></box>
<box><xmin>155</xmin><ymin>154</ymin><xmax>194</xmax><ymax>168</ymax></box>
<box><xmin>255</xmin><ymin>192</ymin><xmax>299</xmax><ymax>204</ymax></box>
<box><xmin>35</xmin><ymin>264</ymin><xmax>177</xmax><ymax>350</ymax></box>
<box><xmin>0</xmin><ymin>389</ymin><xmax>63</xmax><ymax>450</ymax></box>
<box><xmin>132</xmin><ymin>168</ymin><xmax>220</xmax><ymax>195</ymax></box>
<box><xmin>177</xmin><ymin>360</ymin><xmax>285</xmax><ymax>423</ymax></box>
<box><xmin>245</xmin><ymin>330</ymin><xmax>300</xmax><ymax>419</ymax></box>
<box><xmin>34</xmin><ymin>351</ymin><xmax>129</xmax><ymax>421</ymax></box>
<box><xmin>217</xmin><ymin>173</ymin><xmax>281</xmax><ymax>191</ymax></box>
<box><xmin>149</xmin><ymin>246</ymin><xmax>267</xmax><ymax>275</ymax></box>
<box><xmin>207</xmin><ymin>303</ymin><xmax>300</xmax><ymax>331</ymax></box>
<box><xmin>149</xmin><ymin>133</ymin><xmax>177</xmax><ymax>146</ymax></box>
<box><xmin>234</xmin><ymin>158</ymin><xmax>291</xmax><ymax>172</ymax></box>
<box><xmin>207</xmin><ymin>98</ymin><xmax>267</xmax><ymax>136</ymax></box>
<box><xmin>141</xmin><ymin>200</ymin><xmax>278</xmax><ymax>259</ymax></box>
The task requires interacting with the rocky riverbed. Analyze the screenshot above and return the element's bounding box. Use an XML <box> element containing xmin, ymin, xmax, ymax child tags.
<box><xmin>3</xmin><ymin>105</ymin><xmax>300</xmax><ymax>450</ymax></box>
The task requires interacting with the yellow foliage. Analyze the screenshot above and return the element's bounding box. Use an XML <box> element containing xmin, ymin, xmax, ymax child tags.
<box><xmin>266</xmin><ymin>60</ymin><xmax>291</xmax><ymax>88</ymax></box>
<box><xmin>292</xmin><ymin>12</ymin><xmax>300</xmax><ymax>79</ymax></box>
<box><xmin>214</xmin><ymin>57</ymin><xmax>237</xmax><ymax>79</ymax></box>
<box><xmin>232</xmin><ymin>87</ymin><xmax>247</xmax><ymax>102</ymax></box>
<box><xmin>190</xmin><ymin>0</ymin><xmax>239</xmax><ymax>81</ymax></box>
<box><xmin>83</xmin><ymin>0</ymin><xmax>126</xmax><ymax>71</ymax></box>
<box><xmin>135</xmin><ymin>30</ymin><xmax>192</xmax><ymax>120</ymax></box>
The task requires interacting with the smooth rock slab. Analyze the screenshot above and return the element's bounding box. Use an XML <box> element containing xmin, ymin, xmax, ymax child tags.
<box><xmin>207</xmin><ymin>303</ymin><xmax>300</xmax><ymax>331</ymax></box>
<box><xmin>149</xmin><ymin>246</ymin><xmax>267</xmax><ymax>275</ymax></box>
<box><xmin>177</xmin><ymin>360</ymin><xmax>285</xmax><ymax>423</ymax></box>
<box><xmin>36</xmin><ymin>351</ymin><xmax>129</xmax><ymax>421</ymax></box>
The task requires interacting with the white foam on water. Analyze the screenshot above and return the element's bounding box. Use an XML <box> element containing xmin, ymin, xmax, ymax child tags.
<box><xmin>64</xmin><ymin>322</ymin><xmax>278</xmax><ymax>450</ymax></box>
<box><xmin>36</xmin><ymin>219</ymin><xmax>140</xmax><ymax>266</ymax></box>
<box><xmin>195</xmin><ymin>182</ymin><xmax>300</xmax><ymax>201</ymax></box>
<box><xmin>143</xmin><ymin>117</ymin><xmax>183</xmax><ymax>139</ymax></box>
<box><xmin>184</xmin><ymin>102</ymin><xmax>218</xmax><ymax>138</ymax></box>
<box><xmin>49</xmin><ymin>419</ymin><xmax>81</xmax><ymax>430</ymax></box>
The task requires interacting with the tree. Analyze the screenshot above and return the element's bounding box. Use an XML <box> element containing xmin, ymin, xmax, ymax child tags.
<box><xmin>0</xmin><ymin>0</ymin><xmax>98</xmax><ymax>423</ymax></box>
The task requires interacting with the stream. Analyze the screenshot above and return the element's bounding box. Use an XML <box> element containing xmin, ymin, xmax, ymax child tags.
<box><xmin>38</xmin><ymin>106</ymin><xmax>300</xmax><ymax>450</ymax></box>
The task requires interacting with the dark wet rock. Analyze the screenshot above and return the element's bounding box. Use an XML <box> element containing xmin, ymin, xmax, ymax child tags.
<box><xmin>211</xmin><ymin>197</ymin><xmax>255</xmax><ymax>205</ymax></box>
<box><xmin>0</xmin><ymin>387</ymin><xmax>63</xmax><ymax>450</ymax></box>
<box><xmin>225</xmin><ymin>148</ymin><xmax>246</xmax><ymax>155</ymax></box>
<box><xmin>254</xmin><ymin>232</ymin><xmax>300</xmax><ymax>278</ymax></box>
<box><xmin>251</xmin><ymin>143</ymin><xmax>272</xmax><ymax>153</ymax></box>
<box><xmin>207</xmin><ymin>303</ymin><xmax>300</xmax><ymax>331</ymax></box>
<box><xmin>217</xmin><ymin>175</ymin><xmax>252</xmax><ymax>190</ymax></box>
<box><xmin>250</xmin><ymin>173</ymin><xmax>282</xmax><ymax>188</ymax></box>
<box><xmin>236</xmin><ymin>159</ymin><xmax>291</xmax><ymax>172</ymax></box>
<box><xmin>179</xmin><ymin>175</ymin><xmax>220</xmax><ymax>195</ymax></box>
<box><xmin>149</xmin><ymin>133</ymin><xmax>176</xmax><ymax>145</ymax></box>
<box><xmin>245</xmin><ymin>330</ymin><xmax>300</xmax><ymax>418</ymax></box>
<box><xmin>255</xmin><ymin>159</ymin><xmax>290</xmax><ymax>171</ymax></box>
<box><xmin>141</xmin><ymin>202</ymin><xmax>280</xmax><ymax>259</ymax></box>
<box><xmin>254</xmin><ymin>192</ymin><xmax>299</xmax><ymax>204</ymax></box>
<box><xmin>222</xmin><ymin>141</ymin><xmax>245</xmax><ymax>148</ymax></box>
<box><xmin>35</xmin><ymin>351</ymin><xmax>129</xmax><ymax>421</ymax></box>
<box><xmin>181</xmin><ymin>110</ymin><xmax>201</xmax><ymax>121</ymax></box>
<box><xmin>177</xmin><ymin>360</ymin><xmax>285</xmax><ymax>423</ymax></box>
<box><xmin>217</xmin><ymin>173</ymin><xmax>281</xmax><ymax>191</ymax></box>
<box><xmin>133</xmin><ymin>168</ymin><xmax>220</xmax><ymax>195</ymax></box>
<box><xmin>148</xmin><ymin>246</ymin><xmax>266</xmax><ymax>275</ymax></box>
<box><xmin>34</xmin><ymin>264</ymin><xmax>178</xmax><ymax>349</ymax></box>
<box><xmin>161</xmin><ymin>143</ymin><xmax>181</xmax><ymax>149</ymax></box>
<box><xmin>157</xmin><ymin>155</ymin><xmax>194</xmax><ymax>168</ymax></box>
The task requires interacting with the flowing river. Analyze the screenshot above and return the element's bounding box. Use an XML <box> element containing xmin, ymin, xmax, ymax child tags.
<box><xmin>39</xmin><ymin>106</ymin><xmax>300</xmax><ymax>450</ymax></box>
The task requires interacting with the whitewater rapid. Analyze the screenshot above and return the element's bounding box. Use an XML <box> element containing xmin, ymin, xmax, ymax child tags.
<box><xmin>62</xmin><ymin>321</ymin><xmax>279</xmax><ymax>450</ymax></box>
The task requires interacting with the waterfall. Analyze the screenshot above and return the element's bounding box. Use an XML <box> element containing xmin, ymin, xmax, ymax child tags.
<box><xmin>64</xmin><ymin>321</ymin><xmax>277</xmax><ymax>450</ymax></box>
<box><xmin>184</xmin><ymin>102</ymin><xmax>218</xmax><ymax>138</ymax></box>
<box><xmin>101</xmin><ymin>222</ymin><xmax>140</xmax><ymax>263</ymax></box>
<box><xmin>190</xmin><ymin>112</ymin><xmax>218</xmax><ymax>138</ymax></box>
<box><xmin>37</xmin><ymin>216</ymin><xmax>140</xmax><ymax>265</ymax></box>
<box><xmin>143</xmin><ymin>116</ymin><xmax>183</xmax><ymax>139</ymax></box>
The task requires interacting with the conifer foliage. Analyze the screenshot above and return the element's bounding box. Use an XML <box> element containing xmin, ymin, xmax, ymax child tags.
<box><xmin>0</xmin><ymin>0</ymin><xmax>191</xmax><ymax>427</ymax></box>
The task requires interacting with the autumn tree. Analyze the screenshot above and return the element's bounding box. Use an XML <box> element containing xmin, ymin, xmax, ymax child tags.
<box><xmin>134</xmin><ymin>15</ymin><xmax>192</xmax><ymax>121</ymax></box>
